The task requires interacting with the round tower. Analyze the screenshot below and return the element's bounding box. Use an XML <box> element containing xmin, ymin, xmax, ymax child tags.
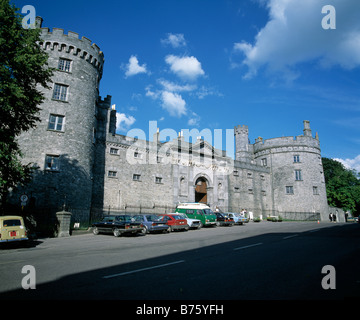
<box><xmin>253</xmin><ymin>121</ymin><xmax>329</xmax><ymax>221</ymax></box>
<box><xmin>234</xmin><ymin>125</ymin><xmax>251</xmax><ymax>162</ymax></box>
<box><xmin>14</xmin><ymin>19</ymin><xmax>105</xmax><ymax>225</ymax></box>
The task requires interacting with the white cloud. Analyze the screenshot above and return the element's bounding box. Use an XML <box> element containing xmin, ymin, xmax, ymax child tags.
<box><xmin>333</xmin><ymin>155</ymin><xmax>360</xmax><ymax>174</ymax></box>
<box><xmin>188</xmin><ymin>112</ymin><xmax>201</xmax><ymax>127</ymax></box>
<box><xmin>124</xmin><ymin>55</ymin><xmax>148</xmax><ymax>78</ymax></box>
<box><xmin>116</xmin><ymin>113</ymin><xmax>136</xmax><ymax>132</ymax></box>
<box><xmin>194</xmin><ymin>85</ymin><xmax>223</xmax><ymax>99</ymax></box>
<box><xmin>145</xmin><ymin>82</ymin><xmax>190</xmax><ymax>118</ymax></box>
<box><xmin>165</xmin><ymin>55</ymin><xmax>205</xmax><ymax>80</ymax></box>
<box><xmin>233</xmin><ymin>0</ymin><xmax>360</xmax><ymax>79</ymax></box>
<box><xmin>161</xmin><ymin>33</ymin><xmax>187</xmax><ymax>48</ymax></box>
<box><xmin>161</xmin><ymin>91</ymin><xmax>187</xmax><ymax>117</ymax></box>
<box><xmin>158</xmin><ymin>79</ymin><xmax>197</xmax><ymax>92</ymax></box>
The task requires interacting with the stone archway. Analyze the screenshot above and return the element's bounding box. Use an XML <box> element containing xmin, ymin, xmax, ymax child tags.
<box><xmin>195</xmin><ymin>177</ymin><xmax>208</xmax><ymax>203</ymax></box>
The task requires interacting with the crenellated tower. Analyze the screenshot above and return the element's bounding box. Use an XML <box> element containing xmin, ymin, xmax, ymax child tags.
<box><xmin>253</xmin><ymin>120</ymin><xmax>328</xmax><ymax>220</ymax></box>
<box><xmin>234</xmin><ymin>125</ymin><xmax>251</xmax><ymax>162</ymax></box>
<box><xmin>12</xmin><ymin>18</ymin><xmax>107</xmax><ymax>225</ymax></box>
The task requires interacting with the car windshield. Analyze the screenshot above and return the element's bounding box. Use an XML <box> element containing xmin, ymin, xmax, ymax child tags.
<box><xmin>102</xmin><ymin>216</ymin><xmax>116</xmax><ymax>222</ymax></box>
<box><xmin>116</xmin><ymin>215</ymin><xmax>134</xmax><ymax>222</ymax></box>
<box><xmin>146</xmin><ymin>215</ymin><xmax>161</xmax><ymax>221</ymax></box>
<box><xmin>171</xmin><ymin>215</ymin><xmax>184</xmax><ymax>220</ymax></box>
<box><xmin>3</xmin><ymin>219</ymin><xmax>21</xmax><ymax>227</ymax></box>
<box><xmin>203</xmin><ymin>209</ymin><xmax>215</xmax><ymax>216</ymax></box>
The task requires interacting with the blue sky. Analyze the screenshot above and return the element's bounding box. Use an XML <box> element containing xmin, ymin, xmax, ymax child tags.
<box><xmin>13</xmin><ymin>0</ymin><xmax>360</xmax><ymax>172</ymax></box>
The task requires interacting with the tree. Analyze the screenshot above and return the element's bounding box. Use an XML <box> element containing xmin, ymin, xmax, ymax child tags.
<box><xmin>322</xmin><ymin>157</ymin><xmax>360</xmax><ymax>216</ymax></box>
<box><xmin>0</xmin><ymin>0</ymin><xmax>53</xmax><ymax>213</ymax></box>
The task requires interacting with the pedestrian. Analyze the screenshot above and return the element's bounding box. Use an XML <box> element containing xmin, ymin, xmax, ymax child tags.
<box><xmin>329</xmin><ymin>212</ymin><xmax>333</xmax><ymax>222</ymax></box>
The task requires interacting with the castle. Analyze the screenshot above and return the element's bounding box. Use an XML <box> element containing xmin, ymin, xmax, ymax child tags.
<box><xmin>9</xmin><ymin>20</ymin><xmax>330</xmax><ymax>226</ymax></box>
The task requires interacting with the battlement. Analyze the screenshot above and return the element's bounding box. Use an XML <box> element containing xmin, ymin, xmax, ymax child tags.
<box><xmin>253</xmin><ymin>133</ymin><xmax>320</xmax><ymax>156</ymax></box>
<box><xmin>253</xmin><ymin>120</ymin><xmax>321</xmax><ymax>155</ymax></box>
<box><xmin>234</xmin><ymin>124</ymin><xmax>249</xmax><ymax>134</ymax></box>
<box><xmin>39</xmin><ymin>27</ymin><xmax>104</xmax><ymax>75</ymax></box>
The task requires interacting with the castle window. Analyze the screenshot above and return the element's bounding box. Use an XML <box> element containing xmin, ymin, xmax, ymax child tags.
<box><xmin>313</xmin><ymin>186</ymin><xmax>319</xmax><ymax>195</ymax></box>
<box><xmin>52</xmin><ymin>83</ymin><xmax>68</xmax><ymax>101</ymax></box>
<box><xmin>110</xmin><ymin>148</ymin><xmax>119</xmax><ymax>155</ymax></box>
<box><xmin>133</xmin><ymin>174</ymin><xmax>141</xmax><ymax>181</ymax></box>
<box><xmin>293</xmin><ymin>155</ymin><xmax>300</xmax><ymax>163</ymax></box>
<box><xmin>295</xmin><ymin>170</ymin><xmax>302</xmax><ymax>181</ymax></box>
<box><xmin>45</xmin><ymin>155</ymin><xmax>60</xmax><ymax>171</ymax></box>
<box><xmin>108</xmin><ymin>171</ymin><xmax>117</xmax><ymax>178</ymax></box>
<box><xmin>261</xmin><ymin>158</ymin><xmax>267</xmax><ymax>166</ymax></box>
<box><xmin>58</xmin><ymin>58</ymin><xmax>72</xmax><ymax>72</ymax></box>
<box><xmin>48</xmin><ymin>114</ymin><xmax>64</xmax><ymax>131</ymax></box>
<box><xmin>286</xmin><ymin>186</ymin><xmax>294</xmax><ymax>194</ymax></box>
<box><xmin>155</xmin><ymin>177</ymin><xmax>162</xmax><ymax>184</ymax></box>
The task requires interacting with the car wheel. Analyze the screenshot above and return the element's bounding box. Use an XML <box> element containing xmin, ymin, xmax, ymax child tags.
<box><xmin>93</xmin><ymin>227</ymin><xmax>99</xmax><ymax>235</ymax></box>
<box><xmin>142</xmin><ymin>227</ymin><xmax>148</xmax><ymax>234</ymax></box>
<box><xmin>113</xmin><ymin>228</ymin><xmax>121</xmax><ymax>237</ymax></box>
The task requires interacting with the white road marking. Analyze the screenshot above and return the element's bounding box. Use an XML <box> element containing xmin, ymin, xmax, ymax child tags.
<box><xmin>283</xmin><ymin>234</ymin><xmax>299</xmax><ymax>240</ymax></box>
<box><xmin>233</xmin><ymin>242</ymin><xmax>263</xmax><ymax>251</ymax></box>
<box><xmin>102</xmin><ymin>260</ymin><xmax>185</xmax><ymax>279</ymax></box>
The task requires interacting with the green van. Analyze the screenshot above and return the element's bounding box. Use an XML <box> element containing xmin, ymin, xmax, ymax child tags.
<box><xmin>175</xmin><ymin>203</ymin><xmax>217</xmax><ymax>227</ymax></box>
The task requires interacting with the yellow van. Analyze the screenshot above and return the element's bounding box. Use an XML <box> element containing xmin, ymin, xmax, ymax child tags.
<box><xmin>0</xmin><ymin>216</ymin><xmax>28</xmax><ymax>243</ymax></box>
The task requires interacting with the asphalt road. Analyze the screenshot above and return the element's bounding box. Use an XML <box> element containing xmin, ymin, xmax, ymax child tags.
<box><xmin>1</xmin><ymin>221</ymin><xmax>359</xmax><ymax>300</ymax></box>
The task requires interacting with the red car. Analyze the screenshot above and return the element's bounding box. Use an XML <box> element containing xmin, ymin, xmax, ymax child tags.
<box><xmin>158</xmin><ymin>214</ymin><xmax>189</xmax><ymax>231</ymax></box>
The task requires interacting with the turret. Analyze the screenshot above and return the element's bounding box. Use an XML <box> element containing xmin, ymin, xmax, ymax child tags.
<box><xmin>303</xmin><ymin>120</ymin><xmax>312</xmax><ymax>137</ymax></box>
<box><xmin>13</xmin><ymin>20</ymin><xmax>107</xmax><ymax>225</ymax></box>
<box><xmin>234</xmin><ymin>125</ymin><xmax>251</xmax><ymax>162</ymax></box>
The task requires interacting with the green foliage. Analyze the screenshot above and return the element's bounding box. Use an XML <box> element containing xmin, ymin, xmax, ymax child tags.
<box><xmin>322</xmin><ymin>157</ymin><xmax>360</xmax><ymax>215</ymax></box>
<box><xmin>0</xmin><ymin>0</ymin><xmax>53</xmax><ymax>211</ymax></box>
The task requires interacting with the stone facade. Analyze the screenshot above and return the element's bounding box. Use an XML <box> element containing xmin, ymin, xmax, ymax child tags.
<box><xmin>9</xmin><ymin>22</ymin><xmax>330</xmax><ymax>226</ymax></box>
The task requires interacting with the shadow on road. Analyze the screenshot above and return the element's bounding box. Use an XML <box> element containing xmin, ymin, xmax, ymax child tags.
<box><xmin>1</xmin><ymin>224</ymin><xmax>359</xmax><ymax>300</ymax></box>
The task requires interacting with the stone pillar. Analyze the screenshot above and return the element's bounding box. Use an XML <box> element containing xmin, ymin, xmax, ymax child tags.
<box><xmin>56</xmin><ymin>210</ymin><xmax>72</xmax><ymax>237</ymax></box>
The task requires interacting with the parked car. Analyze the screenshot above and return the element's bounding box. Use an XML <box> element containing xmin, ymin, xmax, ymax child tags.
<box><xmin>176</xmin><ymin>202</ymin><xmax>217</xmax><ymax>227</ymax></box>
<box><xmin>227</xmin><ymin>212</ymin><xmax>247</xmax><ymax>225</ymax></box>
<box><xmin>92</xmin><ymin>215</ymin><xmax>145</xmax><ymax>237</ymax></box>
<box><xmin>158</xmin><ymin>214</ymin><xmax>189</xmax><ymax>231</ymax></box>
<box><xmin>0</xmin><ymin>216</ymin><xmax>28</xmax><ymax>243</ymax></box>
<box><xmin>168</xmin><ymin>213</ymin><xmax>201</xmax><ymax>229</ymax></box>
<box><xmin>133</xmin><ymin>214</ymin><xmax>171</xmax><ymax>233</ymax></box>
<box><xmin>215</xmin><ymin>212</ymin><xmax>235</xmax><ymax>226</ymax></box>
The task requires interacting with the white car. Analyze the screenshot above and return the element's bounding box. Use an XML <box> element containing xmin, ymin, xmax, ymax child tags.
<box><xmin>168</xmin><ymin>213</ymin><xmax>202</xmax><ymax>229</ymax></box>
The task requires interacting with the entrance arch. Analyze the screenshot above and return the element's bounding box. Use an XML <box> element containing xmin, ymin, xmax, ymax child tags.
<box><xmin>195</xmin><ymin>177</ymin><xmax>208</xmax><ymax>203</ymax></box>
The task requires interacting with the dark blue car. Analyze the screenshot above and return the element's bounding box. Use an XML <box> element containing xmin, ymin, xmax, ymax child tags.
<box><xmin>133</xmin><ymin>214</ymin><xmax>171</xmax><ymax>234</ymax></box>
